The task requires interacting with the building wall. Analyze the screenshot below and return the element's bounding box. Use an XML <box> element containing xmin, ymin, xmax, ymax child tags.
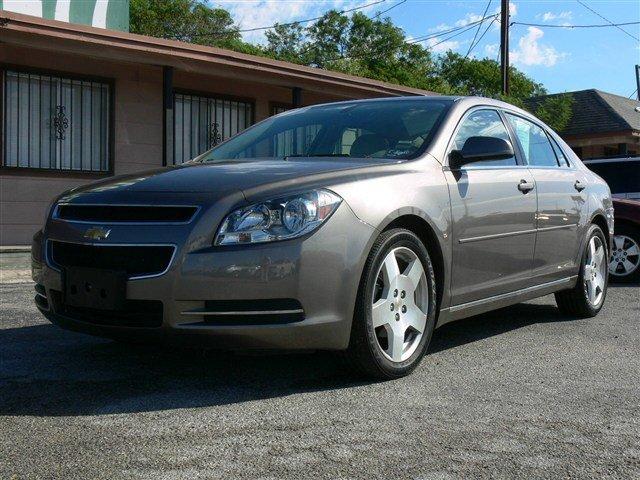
<box><xmin>0</xmin><ymin>45</ymin><xmax>371</xmax><ymax>245</ymax></box>
<box><xmin>563</xmin><ymin>133</ymin><xmax>639</xmax><ymax>160</ymax></box>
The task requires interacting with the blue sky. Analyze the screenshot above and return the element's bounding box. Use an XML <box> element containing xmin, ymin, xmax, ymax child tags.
<box><xmin>214</xmin><ymin>0</ymin><xmax>640</xmax><ymax>97</ymax></box>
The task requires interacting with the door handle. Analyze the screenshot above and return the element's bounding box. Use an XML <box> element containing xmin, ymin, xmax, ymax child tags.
<box><xmin>574</xmin><ymin>180</ymin><xmax>586</xmax><ymax>192</ymax></box>
<box><xmin>518</xmin><ymin>179</ymin><xmax>534</xmax><ymax>193</ymax></box>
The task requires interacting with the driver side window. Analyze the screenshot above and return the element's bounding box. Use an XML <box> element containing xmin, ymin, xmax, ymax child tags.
<box><xmin>452</xmin><ymin>109</ymin><xmax>517</xmax><ymax>167</ymax></box>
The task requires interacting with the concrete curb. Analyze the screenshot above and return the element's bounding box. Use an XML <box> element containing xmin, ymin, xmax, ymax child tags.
<box><xmin>0</xmin><ymin>246</ymin><xmax>31</xmax><ymax>253</ymax></box>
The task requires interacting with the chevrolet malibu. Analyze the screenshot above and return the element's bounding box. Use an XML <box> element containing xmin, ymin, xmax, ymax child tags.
<box><xmin>32</xmin><ymin>97</ymin><xmax>614</xmax><ymax>379</ymax></box>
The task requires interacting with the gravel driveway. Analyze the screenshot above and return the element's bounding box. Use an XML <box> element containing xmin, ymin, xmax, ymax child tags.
<box><xmin>1</xmin><ymin>282</ymin><xmax>639</xmax><ymax>479</ymax></box>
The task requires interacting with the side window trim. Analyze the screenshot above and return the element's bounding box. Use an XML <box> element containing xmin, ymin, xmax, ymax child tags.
<box><xmin>547</xmin><ymin>132</ymin><xmax>573</xmax><ymax>168</ymax></box>
<box><xmin>543</xmin><ymin>130</ymin><xmax>562</xmax><ymax>167</ymax></box>
<box><xmin>445</xmin><ymin>106</ymin><xmax>524</xmax><ymax>169</ymax></box>
<box><xmin>497</xmin><ymin>109</ymin><xmax>527</xmax><ymax>167</ymax></box>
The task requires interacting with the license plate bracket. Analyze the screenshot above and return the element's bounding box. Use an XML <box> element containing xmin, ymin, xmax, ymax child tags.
<box><xmin>64</xmin><ymin>267</ymin><xmax>127</xmax><ymax>310</ymax></box>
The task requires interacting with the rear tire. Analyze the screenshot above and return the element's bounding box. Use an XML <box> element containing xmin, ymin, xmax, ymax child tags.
<box><xmin>346</xmin><ymin>228</ymin><xmax>437</xmax><ymax>380</ymax></box>
<box><xmin>555</xmin><ymin>224</ymin><xmax>608</xmax><ymax>318</ymax></box>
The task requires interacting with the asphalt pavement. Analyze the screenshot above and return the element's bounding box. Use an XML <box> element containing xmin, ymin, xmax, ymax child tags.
<box><xmin>1</xmin><ymin>282</ymin><xmax>638</xmax><ymax>479</ymax></box>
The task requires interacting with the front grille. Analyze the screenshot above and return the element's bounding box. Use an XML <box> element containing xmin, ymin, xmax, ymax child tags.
<box><xmin>50</xmin><ymin>290</ymin><xmax>163</xmax><ymax>328</ymax></box>
<box><xmin>55</xmin><ymin>205</ymin><xmax>198</xmax><ymax>223</ymax></box>
<box><xmin>184</xmin><ymin>299</ymin><xmax>305</xmax><ymax>326</ymax></box>
<box><xmin>49</xmin><ymin>241</ymin><xmax>174</xmax><ymax>278</ymax></box>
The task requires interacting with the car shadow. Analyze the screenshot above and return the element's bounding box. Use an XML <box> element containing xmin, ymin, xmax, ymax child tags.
<box><xmin>0</xmin><ymin>301</ymin><xmax>575</xmax><ymax>417</ymax></box>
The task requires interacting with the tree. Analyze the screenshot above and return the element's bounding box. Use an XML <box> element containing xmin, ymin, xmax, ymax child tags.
<box><xmin>436</xmin><ymin>52</ymin><xmax>546</xmax><ymax>100</ymax></box>
<box><xmin>131</xmin><ymin>1</ymin><xmax>555</xmax><ymax>109</ymax></box>
<box><xmin>130</xmin><ymin>0</ymin><xmax>244</xmax><ymax>50</ymax></box>
<box><xmin>526</xmin><ymin>94</ymin><xmax>574</xmax><ymax>132</ymax></box>
<box><xmin>265</xmin><ymin>23</ymin><xmax>306</xmax><ymax>63</ymax></box>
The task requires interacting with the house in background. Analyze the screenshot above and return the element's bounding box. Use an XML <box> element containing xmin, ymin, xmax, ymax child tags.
<box><xmin>0</xmin><ymin>9</ymin><xmax>433</xmax><ymax>246</ymax></box>
<box><xmin>526</xmin><ymin>89</ymin><xmax>640</xmax><ymax>160</ymax></box>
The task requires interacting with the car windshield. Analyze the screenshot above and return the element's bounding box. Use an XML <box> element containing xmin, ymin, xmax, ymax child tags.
<box><xmin>194</xmin><ymin>99</ymin><xmax>452</xmax><ymax>162</ymax></box>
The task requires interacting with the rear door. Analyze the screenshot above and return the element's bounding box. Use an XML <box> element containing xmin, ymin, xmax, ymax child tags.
<box><xmin>504</xmin><ymin>113</ymin><xmax>588</xmax><ymax>283</ymax></box>
<box><xmin>444</xmin><ymin>108</ymin><xmax>537</xmax><ymax>306</ymax></box>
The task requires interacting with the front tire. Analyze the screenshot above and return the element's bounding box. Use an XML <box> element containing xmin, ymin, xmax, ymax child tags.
<box><xmin>555</xmin><ymin>224</ymin><xmax>609</xmax><ymax>318</ymax></box>
<box><xmin>346</xmin><ymin>228</ymin><xmax>437</xmax><ymax>379</ymax></box>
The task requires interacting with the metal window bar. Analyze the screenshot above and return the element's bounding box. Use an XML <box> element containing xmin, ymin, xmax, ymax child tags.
<box><xmin>172</xmin><ymin>93</ymin><xmax>254</xmax><ymax>164</ymax></box>
<box><xmin>2</xmin><ymin>70</ymin><xmax>111</xmax><ymax>172</ymax></box>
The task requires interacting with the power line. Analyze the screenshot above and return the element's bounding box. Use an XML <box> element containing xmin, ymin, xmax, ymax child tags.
<box><xmin>235</xmin><ymin>0</ymin><xmax>387</xmax><ymax>33</ymax></box>
<box><xmin>407</xmin><ymin>13</ymin><xmax>498</xmax><ymax>44</ymax></box>
<box><xmin>193</xmin><ymin>0</ymin><xmax>389</xmax><ymax>38</ymax></box>
<box><xmin>576</xmin><ymin>0</ymin><xmax>639</xmax><ymax>42</ymax></box>
<box><xmin>466</xmin><ymin>15</ymin><xmax>497</xmax><ymax>59</ymax></box>
<box><xmin>465</xmin><ymin>0</ymin><xmax>492</xmax><ymax>58</ymax></box>
<box><xmin>422</xmin><ymin>17</ymin><xmax>496</xmax><ymax>51</ymax></box>
<box><xmin>512</xmin><ymin>20</ymin><xmax>640</xmax><ymax>30</ymax></box>
<box><xmin>371</xmin><ymin>0</ymin><xmax>407</xmax><ymax>19</ymax></box>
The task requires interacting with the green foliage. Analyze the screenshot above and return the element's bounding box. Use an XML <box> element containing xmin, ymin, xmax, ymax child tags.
<box><xmin>130</xmin><ymin>0</ymin><xmax>242</xmax><ymax>49</ymax></box>
<box><xmin>436</xmin><ymin>52</ymin><xmax>547</xmax><ymax>100</ymax></box>
<box><xmin>526</xmin><ymin>94</ymin><xmax>575</xmax><ymax>132</ymax></box>
<box><xmin>265</xmin><ymin>23</ymin><xmax>306</xmax><ymax>63</ymax></box>
<box><xmin>131</xmin><ymin>1</ymin><xmax>551</xmax><ymax>107</ymax></box>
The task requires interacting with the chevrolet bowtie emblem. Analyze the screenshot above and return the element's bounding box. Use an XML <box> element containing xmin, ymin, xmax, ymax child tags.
<box><xmin>84</xmin><ymin>226</ymin><xmax>111</xmax><ymax>241</ymax></box>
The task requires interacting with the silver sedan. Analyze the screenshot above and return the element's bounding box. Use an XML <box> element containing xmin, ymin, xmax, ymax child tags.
<box><xmin>32</xmin><ymin>96</ymin><xmax>614</xmax><ymax>378</ymax></box>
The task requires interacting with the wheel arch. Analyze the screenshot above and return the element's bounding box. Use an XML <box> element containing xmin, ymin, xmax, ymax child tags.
<box><xmin>590</xmin><ymin>213</ymin><xmax>610</xmax><ymax>253</ymax></box>
<box><xmin>380</xmin><ymin>214</ymin><xmax>447</xmax><ymax>314</ymax></box>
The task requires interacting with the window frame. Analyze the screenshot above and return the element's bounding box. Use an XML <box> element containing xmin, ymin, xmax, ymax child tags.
<box><xmin>0</xmin><ymin>63</ymin><xmax>115</xmax><ymax>176</ymax></box>
<box><xmin>445</xmin><ymin>106</ymin><xmax>525</xmax><ymax>169</ymax></box>
<box><xmin>269</xmin><ymin>102</ymin><xmax>293</xmax><ymax>116</ymax></box>
<box><xmin>501</xmin><ymin>109</ymin><xmax>575</xmax><ymax>170</ymax></box>
<box><xmin>171</xmin><ymin>88</ymin><xmax>256</xmax><ymax>165</ymax></box>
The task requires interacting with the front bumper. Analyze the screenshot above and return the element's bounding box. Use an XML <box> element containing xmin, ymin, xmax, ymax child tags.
<box><xmin>32</xmin><ymin>203</ymin><xmax>376</xmax><ymax>351</ymax></box>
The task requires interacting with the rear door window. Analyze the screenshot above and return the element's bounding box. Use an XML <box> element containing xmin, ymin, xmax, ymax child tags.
<box><xmin>505</xmin><ymin>114</ymin><xmax>559</xmax><ymax>167</ymax></box>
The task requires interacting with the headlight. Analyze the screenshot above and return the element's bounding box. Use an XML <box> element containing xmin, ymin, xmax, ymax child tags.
<box><xmin>215</xmin><ymin>189</ymin><xmax>342</xmax><ymax>245</ymax></box>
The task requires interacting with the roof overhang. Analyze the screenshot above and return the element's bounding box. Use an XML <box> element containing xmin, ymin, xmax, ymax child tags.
<box><xmin>0</xmin><ymin>11</ymin><xmax>436</xmax><ymax>98</ymax></box>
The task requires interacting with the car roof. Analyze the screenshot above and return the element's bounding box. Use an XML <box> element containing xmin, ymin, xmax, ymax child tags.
<box><xmin>300</xmin><ymin>95</ymin><xmax>538</xmax><ymax>121</ymax></box>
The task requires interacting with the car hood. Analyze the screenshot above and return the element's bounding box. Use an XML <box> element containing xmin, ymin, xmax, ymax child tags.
<box><xmin>61</xmin><ymin>157</ymin><xmax>402</xmax><ymax>201</ymax></box>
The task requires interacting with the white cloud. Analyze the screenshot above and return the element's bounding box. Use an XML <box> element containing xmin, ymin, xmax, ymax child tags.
<box><xmin>484</xmin><ymin>43</ymin><xmax>499</xmax><ymax>57</ymax></box>
<box><xmin>455</xmin><ymin>12</ymin><xmax>484</xmax><ymax>28</ymax></box>
<box><xmin>215</xmin><ymin>0</ymin><xmax>376</xmax><ymax>43</ymax></box>
<box><xmin>425</xmin><ymin>37</ymin><xmax>460</xmax><ymax>53</ymax></box>
<box><xmin>510</xmin><ymin>26</ymin><xmax>567</xmax><ymax>67</ymax></box>
<box><xmin>429</xmin><ymin>23</ymin><xmax>452</xmax><ymax>33</ymax></box>
<box><xmin>493</xmin><ymin>2</ymin><xmax>517</xmax><ymax>17</ymax></box>
<box><xmin>537</xmin><ymin>11</ymin><xmax>572</xmax><ymax>22</ymax></box>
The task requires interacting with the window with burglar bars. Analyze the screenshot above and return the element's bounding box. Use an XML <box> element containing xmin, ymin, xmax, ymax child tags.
<box><xmin>2</xmin><ymin>70</ymin><xmax>111</xmax><ymax>172</ymax></box>
<box><xmin>269</xmin><ymin>104</ymin><xmax>322</xmax><ymax>157</ymax></box>
<box><xmin>271</xmin><ymin>105</ymin><xmax>290</xmax><ymax>116</ymax></box>
<box><xmin>173</xmin><ymin>93</ymin><xmax>254</xmax><ymax>164</ymax></box>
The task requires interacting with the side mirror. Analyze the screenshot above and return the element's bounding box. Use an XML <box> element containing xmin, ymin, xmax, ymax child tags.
<box><xmin>449</xmin><ymin>136</ymin><xmax>514</xmax><ymax>169</ymax></box>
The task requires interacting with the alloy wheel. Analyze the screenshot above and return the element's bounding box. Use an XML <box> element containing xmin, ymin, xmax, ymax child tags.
<box><xmin>584</xmin><ymin>235</ymin><xmax>607</xmax><ymax>306</ymax></box>
<box><xmin>371</xmin><ymin>247</ymin><xmax>428</xmax><ymax>363</ymax></box>
<box><xmin>609</xmin><ymin>234</ymin><xmax>640</xmax><ymax>277</ymax></box>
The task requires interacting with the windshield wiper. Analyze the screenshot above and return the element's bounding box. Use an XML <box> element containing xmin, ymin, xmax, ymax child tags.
<box><xmin>284</xmin><ymin>153</ymin><xmax>350</xmax><ymax>159</ymax></box>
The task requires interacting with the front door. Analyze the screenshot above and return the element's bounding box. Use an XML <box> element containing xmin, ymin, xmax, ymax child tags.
<box><xmin>445</xmin><ymin>109</ymin><xmax>537</xmax><ymax>306</ymax></box>
<box><xmin>504</xmin><ymin>113</ymin><xmax>588</xmax><ymax>283</ymax></box>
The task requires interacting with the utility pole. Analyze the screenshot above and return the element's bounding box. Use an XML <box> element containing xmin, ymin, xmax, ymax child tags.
<box><xmin>500</xmin><ymin>0</ymin><xmax>510</xmax><ymax>96</ymax></box>
<box><xmin>635</xmin><ymin>65</ymin><xmax>640</xmax><ymax>101</ymax></box>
